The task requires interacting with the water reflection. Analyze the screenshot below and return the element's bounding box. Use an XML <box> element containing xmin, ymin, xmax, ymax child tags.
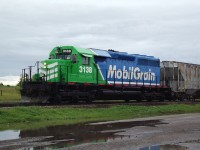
<box><xmin>0</xmin><ymin>120</ymin><xmax>165</xmax><ymax>149</ymax></box>
<box><xmin>140</xmin><ymin>144</ymin><xmax>188</xmax><ymax>150</ymax></box>
<box><xmin>0</xmin><ymin>130</ymin><xmax>20</xmax><ymax>141</ymax></box>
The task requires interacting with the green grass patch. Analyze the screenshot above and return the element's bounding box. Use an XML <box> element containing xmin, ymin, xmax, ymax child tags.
<box><xmin>0</xmin><ymin>104</ymin><xmax>200</xmax><ymax>130</ymax></box>
<box><xmin>0</xmin><ymin>86</ymin><xmax>21</xmax><ymax>102</ymax></box>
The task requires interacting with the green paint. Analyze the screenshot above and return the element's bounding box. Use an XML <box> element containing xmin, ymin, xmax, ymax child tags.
<box><xmin>37</xmin><ymin>46</ymin><xmax>105</xmax><ymax>84</ymax></box>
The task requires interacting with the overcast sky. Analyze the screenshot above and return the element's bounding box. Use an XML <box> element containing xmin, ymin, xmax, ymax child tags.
<box><xmin>0</xmin><ymin>0</ymin><xmax>200</xmax><ymax>85</ymax></box>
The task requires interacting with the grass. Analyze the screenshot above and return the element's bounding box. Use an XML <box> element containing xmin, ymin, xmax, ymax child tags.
<box><xmin>0</xmin><ymin>104</ymin><xmax>200</xmax><ymax>130</ymax></box>
<box><xmin>0</xmin><ymin>86</ymin><xmax>21</xmax><ymax>102</ymax></box>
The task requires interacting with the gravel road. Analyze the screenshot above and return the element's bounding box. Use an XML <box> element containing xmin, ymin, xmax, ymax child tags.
<box><xmin>64</xmin><ymin>113</ymin><xmax>200</xmax><ymax>150</ymax></box>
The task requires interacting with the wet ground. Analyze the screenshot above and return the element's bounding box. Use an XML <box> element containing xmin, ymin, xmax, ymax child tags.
<box><xmin>0</xmin><ymin>120</ymin><xmax>165</xmax><ymax>149</ymax></box>
<box><xmin>0</xmin><ymin>113</ymin><xmax>200</xmax><ymax>150</ymax></box>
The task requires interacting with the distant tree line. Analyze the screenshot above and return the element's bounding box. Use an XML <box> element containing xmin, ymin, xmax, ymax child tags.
<box><xmin>0</xmin><ymin>82</ymin><xmax>11</xmax><ymax>87</ymax></box>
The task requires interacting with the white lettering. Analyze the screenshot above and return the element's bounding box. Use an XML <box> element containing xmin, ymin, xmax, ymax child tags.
<box><xmin>123</xmin><ymin>66</ymin><xmax>129</xmax><ymax>79</ymax></box>
<box><xmin>116</xmin><ymin>69</ymin><xmax>122</xmax><ymax>79</ymax></box>
<box><xmin>134</xmin><ymin>67</ymin><xmax>140</xmax><ymax>80</ymax></box>
<box><xmin>79</xmin><ymin>66</ymin><xmax>93</xmax><ymax>74</ymax></box>
<box><xmin>107</xmin><ymin>65</ymin><xmax>156</xmax><ymax>81</ymax></box>
<box><xmin>107</xmin><ymin>65</ymin><xmax>116</xmax><ymax>78</ymax></box>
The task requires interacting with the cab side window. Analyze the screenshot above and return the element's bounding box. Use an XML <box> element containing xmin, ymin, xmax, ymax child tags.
<box><xmin>49</xmin><ymin>54</ymin><xmax>55</xmax><ymax>59</ymax></box>
<box><xmin>82</xmin><ymin>56</ymin><xmax>89</xmax><ymax>65</ymax></box>
<box><xmin>72</xmin><ymin>54</ymin><xmax>77</xmax><ymax>63</ymax></box>
<box><xmin>64</xmin><ymin>54</ymin><xmax>71</xmax><ymax>60</ymax></box>
<box><xmin>56</xmin><ymin>54</ymin><xmax>63</xmax><ymax>59</ymax></box>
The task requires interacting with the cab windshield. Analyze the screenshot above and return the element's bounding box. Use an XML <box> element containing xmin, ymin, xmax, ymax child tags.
<box><xmin>56</xmin><ymin>54</ymin><xmax>71</xmax><ymax>60</ymax></box>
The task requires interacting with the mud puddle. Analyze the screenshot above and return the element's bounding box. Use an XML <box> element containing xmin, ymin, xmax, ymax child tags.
<box><xmin>140</xmin><ymin>144</ymin><xmax>188</xmax><ymax>150</ymax></box>
<box><xmin>0</xmin><ymin>119</ymin><xmax>165</xmax><ymax>149</ymax></box>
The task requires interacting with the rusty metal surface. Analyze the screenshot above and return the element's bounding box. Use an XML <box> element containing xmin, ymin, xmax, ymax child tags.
<box><xmin>160</xmin><ymin>61</ymin><xmax>200</xmax><ymax>92</ymax></box>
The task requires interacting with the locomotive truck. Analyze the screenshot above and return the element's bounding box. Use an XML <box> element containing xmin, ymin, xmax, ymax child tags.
<box><xmin>20</xmin><ymin>46</ymin><xmax>199</xmax><ymax>103</ymax></box>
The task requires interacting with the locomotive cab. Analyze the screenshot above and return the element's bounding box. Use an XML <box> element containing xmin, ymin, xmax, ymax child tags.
<box><xmin>39</xmin><ymin>46</ymin><xmax>75</xmax><ymax>83</ymax></box>
<box><xmin>39</xmin><ymin>46</ymin><xmax>97</xmax><ymax>84</ymax></box>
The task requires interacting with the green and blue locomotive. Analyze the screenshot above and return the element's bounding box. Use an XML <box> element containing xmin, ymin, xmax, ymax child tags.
<box><xmin>21</xmin><ymin>46</ymin><xmax>171</xmax><ymax>103</ymax></box>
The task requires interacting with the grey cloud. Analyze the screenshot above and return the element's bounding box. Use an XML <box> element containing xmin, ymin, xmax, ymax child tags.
<box><xmin>0</xmin><ymin>0</ymin><xmax>200</xmax><ymax>78</ymax></box>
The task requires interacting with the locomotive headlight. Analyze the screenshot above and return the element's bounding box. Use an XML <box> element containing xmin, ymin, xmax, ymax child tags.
<box><xmin>63</xmin><ymin>49</ymin><xmax>71</xmax><ymax>53</ymax></box>
<box><xmin>43</xmin><ymin>62</ymin><xmax>47</xmax><ymax>68</ymax></box>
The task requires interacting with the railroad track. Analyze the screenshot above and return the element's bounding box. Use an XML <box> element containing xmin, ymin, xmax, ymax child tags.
<box><xmin>0</xmin><ymin>100</ymin><xmax>199</xmax><ymax>108</ymax></box>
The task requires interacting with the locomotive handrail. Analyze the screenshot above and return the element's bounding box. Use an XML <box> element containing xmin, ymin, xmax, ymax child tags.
<box><xmin>21</xmin><ymin>61</ymin><xmax>40</xmax><ymax>83</ymax></box>
<box><xmin>66</xmin><ymin>66</ymin><xmax>69</xmax><ymax>84</ymax></box>
<box><xmin>22</xmin><ymin>61</ymin><xmax>159</xmax><ymax>88</ymax></box>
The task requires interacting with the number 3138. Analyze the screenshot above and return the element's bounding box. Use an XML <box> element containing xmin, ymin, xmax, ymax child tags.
<box><xmin>79</xmin><ymin>66</ymin><xmax>92</xmax><ymax>73</ymax></box>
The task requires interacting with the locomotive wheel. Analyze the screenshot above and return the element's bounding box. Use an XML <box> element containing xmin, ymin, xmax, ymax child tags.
<box><xmin>125</xmin><ymin>99</ymin><xmax>130</xmax><ymax>102</ymax></box>
<box><xmin>55</xmin><ymin>95</ymin><xmax>62</xmax><ymax>104</ymax></box>
<box><xmin>71</xmin><ymin>96</ymin><xmax>79</xmax><ymax>104</ymax></box>
<box><xmin>136</xmin><ymin>95</ymin><xmax>145</xmax><ymax>102</ymax></box>
<box><xmin>48</xmin><ymin>98</ymin><xmax>55</xmax><ymax>103</ymax></box>
<box><xmin>159</xmin><ymin>94</ymin><xmax>165</xmax><ymax>102</ymax></box>
<box><xmin>136</xmin><ymin>98</ymin><xmax>141</xmax><ymax>102</ymax></box>
<box><xmin>47</xmin><ymin>94</ymin><xmax>61</xmax><ymax>104</ymax></box>
<box><xmin>86</xmin><ymin>95</ymin><xmax>95</xmax><ymax>104</ymax></box>
<box><xmin>146</xmin><ymin>96</ymin><xmax>152</xmax><ymax>102</ymax></box>
<box><xmin>38</xmin><ymin>92</ymin><xmax>50</xmax><ymax>103</ymax></box>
